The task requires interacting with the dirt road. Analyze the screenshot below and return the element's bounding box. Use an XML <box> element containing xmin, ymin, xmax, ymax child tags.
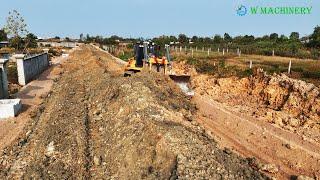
<box><xmin>0</xmin><ymin>45</ymin><xmax>266</xmax><ymax>179</ymax></box>
<box><xmin>193</xmin><ymin>94</ymin><xmax>320</xmax><ymax>179</ymax></box>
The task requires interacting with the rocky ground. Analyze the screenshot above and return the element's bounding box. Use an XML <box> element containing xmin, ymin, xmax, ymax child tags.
<box><xmin>0</xmin><ymin>45</ymin><xmax>267</xmax><ymax>179</ymax></box>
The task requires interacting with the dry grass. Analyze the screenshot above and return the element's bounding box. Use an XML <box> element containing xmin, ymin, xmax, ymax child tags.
<box><xmin>172</xmin><ymin>51</ymin><xmax>320</xmax><ymax>86</ymax></box>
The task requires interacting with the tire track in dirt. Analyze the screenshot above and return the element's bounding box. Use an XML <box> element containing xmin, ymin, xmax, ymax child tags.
<box><xmin>80</xmin><ymin>58</ymin><xmax>93</xmax><ymax>179</ymax></box>
<box><xmin>83</xmin><ymin>97</ymin><xmax>92</xmax><ymax>179</ymax></box>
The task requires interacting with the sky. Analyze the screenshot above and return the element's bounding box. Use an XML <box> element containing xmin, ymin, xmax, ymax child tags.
<box><xmin>0</xmin><ymin>0</ymin><xmax>319</xmax><ymax>39</ymax></box>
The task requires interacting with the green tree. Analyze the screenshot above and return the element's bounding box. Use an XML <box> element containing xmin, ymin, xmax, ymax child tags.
<box><xmin>191</xmin><ymin>36</ymin><xmax>198</xmax><ymax>43</ymax></box>
<box><xmin>213</xmin><ymin>35</ymin><xmax>223</xmax><ymax>44</ymax></box>
<box><xmin>233</xmin><ymin>36</ymin><xmax>243</xmax><ymax>44</ymax></box>
<box><xmin>198</xmin><ymin>37</ymin><xmax>204</xmax><ymax>43</ymax></box>
<box><xmin>224</xmin><ymin>33</ymin><xmax>232</xmax><ymax>43</ymax></box>
<box><xmin>243</xmin><ymin>35</ymin><xmax>255</xmax><ymax>43</ymax></box>
<box><xmin>4</xmin><ymin>10</ymin><xmax>28</xmax><ymax>37</ymax></box>
<box><xmin>169</xmin><ymin>35</ymin><xmax>177</xmax><ymax>43</ymax></box>
<box><xmin>79</xmin><ymin>33</ymin><xmax>84</xmax><ymax>42</ymax></box>
<box><xmin>9</xmin><ymin>36</ymin><xmax>23</xmax><ymax>50</ymax></box>
<box><xmin>152</xmin><ymin>35</ymin><xmax>171</xmax><ymax>47</ymax></box>
<box><xmin>204</xmin><ymin>37</ymin><xmax>212</xmax><ymax>44</ymax></box>
<box><xmin>0</xmin><ymin>29</ymin><xmax>8</xmax><ymax>41</ymax></box>
<box><xmin>290</xmin><ymin>32</ymin><xmax>299</xmax><ymax>40</ymax></box>
<box><xmin>4</xmin><ymin>10</ymin><xmax>28</xmax><ymax>50</ymax></box>
<box><xmin>86</xmin><ymin>34</ymin><xmax>91</xmax><ymax>42</ymax></box>
<box><xmin>178</xmin><ymin>34</ymin><xmax>188</xmax><ymax>44</ymax></box>
<box><xmin>290</xmin><ymin>42</ymin><xmax>299</xmax><ymax>55</ymax></box>
<box><xmin>279</xmin><ymin>35</ymin><xmax>288</xmax><ymax>41</ymax></box>
<box><xmin>270</xmin><ymin>33</ymin><xmax>278</xmax><ymax>40</ymax></box>
<box><xmin>309</xmin><ymin>26</ymin><xmax>320</xmax><ymax>48</ymax></box>
<box><xmin>25</xmin><ymin>33</ymin><xmax>38</xmax><ymax>48</ymax></box>
<box><xmin>261</xmin><ymin>35</ymin><xmax>270</xmax><ymax>40</ymax></box>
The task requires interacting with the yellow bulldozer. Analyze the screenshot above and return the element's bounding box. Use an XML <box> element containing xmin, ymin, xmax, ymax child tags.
<box><xmin>124</xmin><ymin>42</ymin><xmax>193</xmax><ymax>95</ymax></box>
<box><xmin>124</xmin><ymin>42</ymin><xmax>171</xmax><ymax>76</ymax></box>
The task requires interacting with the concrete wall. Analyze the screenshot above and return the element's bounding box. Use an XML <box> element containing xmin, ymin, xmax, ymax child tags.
<box><xmin>37</xmin><ymin>41</ymin><xmax>78</xmax><ymax>48</ymax></box>
<box><xmin>0</xmin><ymin>59</ymin><xmax>8</xmax><ymax>99</ymax></box>
<box><xmin>16</xmin><ymin>53</ymin><xmax>49</xmax><ymax>86</ymax></box>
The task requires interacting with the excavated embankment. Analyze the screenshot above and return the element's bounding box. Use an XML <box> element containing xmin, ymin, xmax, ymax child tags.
<box><xmin>192</xmin><ymin>71</ymin><xmax>320</xmax><ymax>132</ymax></box>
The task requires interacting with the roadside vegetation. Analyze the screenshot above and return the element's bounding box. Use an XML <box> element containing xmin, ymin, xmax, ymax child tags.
<box><xmin>83</xmin><ymin>25</ymin><xmax>320</xmax><ymax>86</ymax></box>
<box><xmin>84</xmin><ymin>26</ymin><xmax>320</xmax><ymax>61</ymax></box>
<box><xmin>172</xmin><ymin>51</ymin><xmax>320</xmax><ymax>86</ymax></box>
<box><xmin>0</xmin><ymin>10</ymin><xmax>38</xmax><ymax>53</ymax></box>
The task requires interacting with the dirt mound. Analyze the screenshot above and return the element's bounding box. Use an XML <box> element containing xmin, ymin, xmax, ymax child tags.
<box><xmin>87</xmin><ymin>72</ymin><xmax>267</xmax><ymax>179</ymax></box>
<box><xmin>0</xmin><ymin>45</ymin><xmax>266</xmax><ymax>179</ymax></box>
<box><xmin>172</xmin><ymin>61</ymin><xmax>197</xmax><ymax>76</ymax></box>
<box><xmin>192</xmin><ymin>72</ymin><xmax>320</xmax><ymax>131</ymax></box>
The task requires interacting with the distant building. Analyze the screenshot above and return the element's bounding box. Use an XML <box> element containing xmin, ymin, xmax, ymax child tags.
<box><xmin>301</xmin><ymin>36</ymin><xmax>311</xmax><ymax>44</ymax></box>
<box><xmin>37</xmin><ymin>40</ymin><xmax>79</xmax><ymax>48</ymax></box>
<box><xmin>0</xmin><ymin>41</ymin><xmax>9</xmax><ymax>48</ymax></box>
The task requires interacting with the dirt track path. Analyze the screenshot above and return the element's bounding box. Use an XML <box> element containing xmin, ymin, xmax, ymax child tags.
<box><xmin>193</xmin><ymin>94</ymin><xmax>320</xmax><ymax>179</ymax></box>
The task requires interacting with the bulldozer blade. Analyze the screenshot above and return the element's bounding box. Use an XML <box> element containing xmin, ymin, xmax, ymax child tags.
<box><xmin>124</xmin><ymin>71</ymin><xmax>134</xmax><ymax>77</ymax></box>
<box><xmin>169</xmin><ymin>75</ymin><xmax>191</xmax><ymax>82</ymax></box>
<box><xmin>169</xmin><ymin>74</ymin><xmax>194</xmax><ymax>96</ymax></box>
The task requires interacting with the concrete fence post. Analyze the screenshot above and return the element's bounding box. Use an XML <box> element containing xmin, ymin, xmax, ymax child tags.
<box><xmin>180</xmin><ymin>46</ymin><xmax>182</xmax><ymax>53</ymax></box>
<box><xmin>207</xmin><ymin>49</ymin><xmax>210</xmax><ymax>57</ymax></box>
<box><xmin>272</xmin><ymin>49</ymin><xmax>275</xmax><ymax>56</ymax></box>
<box><xmin>288</xmin><ymin>60</ymin><xmax>292</xmax><ymax>74</ymax></box>
<box><xmin>227</xmin><ymin>48</ymin><xmax>229</xmax><ymax>53</ymax></box>
<box><xmin>223</xmin><ymin>48</ymin><xmax>225</xmax><ymax>56</ymax></box>
<box><xmin>218</xmin><ymin>48</ymin><xmax>220</xmax><ymax>53</ymax></box>
<box><xmin>249</xmin><ymin>60</ymin><xmax>252</xmax><ymax>69</ymax></box>
<box><xmin>15</xmin><ymin>54</ymin><xmax>27</xmax><ymax>86</ymax></box>
<box><xmin>0</xmin><ymin>58</ymin><xmax>9</xmax><ymax>99</ymax></box>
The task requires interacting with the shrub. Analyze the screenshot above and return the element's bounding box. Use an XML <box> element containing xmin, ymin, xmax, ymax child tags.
<box><xmin>302</xmin><ymin>71</ymin><xmax>320</xmax><ymax>79</ymax></box>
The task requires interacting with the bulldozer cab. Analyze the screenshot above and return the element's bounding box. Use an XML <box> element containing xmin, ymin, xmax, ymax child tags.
<box><xmin>148</xmin><ymin>44</ymin><xmax>161</xmax><ymax>58</ymax></box>
<box><xmin>134</xmin><ymin>44</ymin><xmax>144</xmax><ymax>67</ymax></box>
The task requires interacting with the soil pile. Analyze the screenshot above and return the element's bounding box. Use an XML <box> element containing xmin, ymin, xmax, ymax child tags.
<box><xmin>172</xmin><ymin>61</ymin><xmax>197</xmax><ymax>76</ymax></box>
<box><xmin>192</xmin><ymin>71</ymin><xmax>320</xmax><ymax>131</ymax></box>
<box><xmin>0</xmin><ymin>46</ymin><xmax>267</xmax><ymax>179</ymax></box>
